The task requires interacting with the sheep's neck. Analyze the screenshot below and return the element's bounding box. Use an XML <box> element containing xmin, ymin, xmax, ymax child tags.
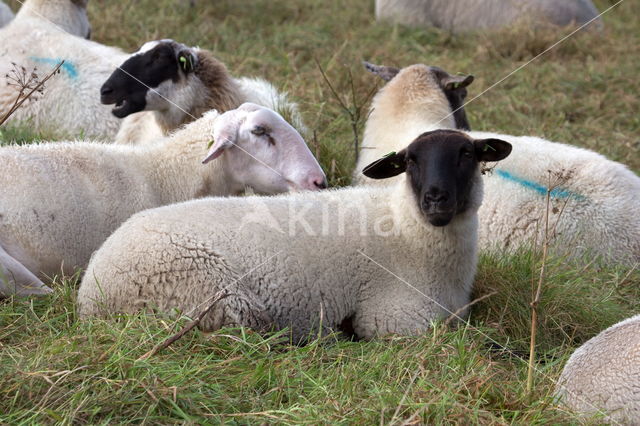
<box><xmin>153</xmin><ymin>51</ymin><xmax>243</xmax><ymax>135</ymax></box>
<box><xmin>143</xmin><ymin>129</ymin><xmax>230</xmax><ymax>205</ymax></box>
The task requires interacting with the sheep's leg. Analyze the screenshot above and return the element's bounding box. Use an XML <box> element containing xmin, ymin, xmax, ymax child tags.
<box><xmin>0</xmin><ymin>243</ymin><xmax>52</xmax><ymax>297</ymax></box>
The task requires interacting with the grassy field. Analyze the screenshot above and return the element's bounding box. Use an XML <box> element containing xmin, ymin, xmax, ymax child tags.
<box><xmin>1</xmin><ymin>0</ymin><xmax>639</xmax><ymax>423</ymax></box>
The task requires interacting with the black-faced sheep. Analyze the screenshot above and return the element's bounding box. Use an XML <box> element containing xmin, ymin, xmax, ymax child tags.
<box><xmin>77</xmin><ymin>130</ymin><xmax>511</xmax><ymax>342</ymax></box>
<box><xmin>100</xmin><ymin>39</ymin><xmax>307</xmax><ymax>144</ymax></box>
<box><xmin>355</xmin><ymin>62</ymin><xmax>640</xmax><ymax>265</ymax></box>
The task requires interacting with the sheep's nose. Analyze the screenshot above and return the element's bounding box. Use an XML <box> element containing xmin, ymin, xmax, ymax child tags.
<box><xmin>313</xmin><ymin>177</ymin><xmax>328</xmax><ymax>189</ymax></box>
<box><xmin>424</xmin><ymin>187</ymin><xmax>449</xmax><ymax>203</ymax></box>
<box><xmin>100</xmin><ymin>85</ymin><xmax>113</xmax><ymax>97</ymax></box>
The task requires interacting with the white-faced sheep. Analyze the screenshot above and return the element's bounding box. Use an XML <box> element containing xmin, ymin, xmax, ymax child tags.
<box><xmin>0</xmin><ymin>103</ymin><xmax>327</xmax><ymax>298</ymax></box>
<box><xmin>355</xmin><ymin>62</ymin><xmax>640</xmax><ymax>265</ymax></box>
<box><xmin>555</xmin><ymin>314</ymin><xmax>640</xmax><ymax>423</ymax></box>
<box><xmin>375</xmin><ymin>0</ymin><xmax>603</xmax><ymax>33</ymax></box>
<box><xmin>77</xmin><ymin>130</ymin><xmax>512</xmax><ymax>342</ymax></box>
<box><xmin>0</xmin><ymin>0</ymin><xmax>129</xmax><ymax>139</ymax></box>
<box><xmin>0</xmin><ymin>1</ymin><xmax>14</xmax><ymax>27</ymax></box>
<box><xmin>100</xmin><ymin>39</ymin><xmax>307</xmax><ymax>145</ymax></box>
<box><xmin>353</xmin><ymin>62</ymin><xmax>473</xmax><ymax>185</ymax></box>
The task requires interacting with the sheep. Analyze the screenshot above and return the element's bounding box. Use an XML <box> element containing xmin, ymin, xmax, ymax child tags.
<box><xmin>0</xmin><ymin>0</ymin><xmax>130</xmax><ymax>139</ymax></box>
<box><xmin>555</xmin><ymin>314</ymin><xmax>640</xmax><ymax>423</ymax></box>
<box><xmin>353</xmin><ymin>62</ymin><xmax>474</xmax><ymax>185</ymax></box>
<box><xmin>0</xmin><ymin>1</ymin><xmax>14</xmax><ymax>28</ymax></box>
<box><xmin>100</xmin><ymin>39</ymin><xmax>308</xmax><ymax>145</ymax></box>
<box><xmin>375</xmin><ymin>0</ymin><xmax>603</xmax><ymax>34</ymax></box>
<box><xmin>77</xmin><ymin>130</ymin><xmax>512</xmax><ymax>342</ymax></box>
<box><xmin>0</xmin><ymin>103</ymin><xmax>327</xmax><ymax>297</ymax></box>
<box><xmin>355</xmin><ymin>62</ymin><xmax>640</xmax><ymax>265</ymax></box>
<box><xmin>12</xmin><ymin>0</ymin><xmax>91</xmax><ymax>38</ymax></box>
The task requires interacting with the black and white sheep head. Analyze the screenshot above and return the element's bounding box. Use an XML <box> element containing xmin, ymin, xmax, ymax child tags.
<box><xmin>363</xmin><ymin>61</ymin><xmax>474</xmax><ymax>130</ymax></box>
<box><xmin>363</xmin><ymin>130</ymin><xmax>511</xmax><ymax>227</ymax></box>
<box><xmin>202</xmin><ymin>103</ymin><xmax>328</xmax><ymax>194</ymax></box>
<box><xmin>100</xmin><ymin>39</ymin><xmax>198</xmax><ymax>118</ymax></box>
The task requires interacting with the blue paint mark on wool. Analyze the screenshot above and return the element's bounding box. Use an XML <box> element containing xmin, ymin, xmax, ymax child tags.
<box><xmin>29</xmin><ymin>57</ymin><xmax>78</xmax><ymax>79</ymax></box>
<box><xmin>495</xmin><ymin>169</ymin><xmax>584</xmax><ymax>201</ymax></box>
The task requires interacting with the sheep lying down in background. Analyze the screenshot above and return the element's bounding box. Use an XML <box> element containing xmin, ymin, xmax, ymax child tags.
<box><xmin>355</xmin><ymin>62</ymin><xmax>640</xmax><ymax>265</ymax></box>
<box><xmin>78</xmin><ymin>130</ymin><xmax>512</xmax><ymax>342</ymax></box>
<box><xmin>100</xmin><ymin>39</ymin><xmax>307</xmax><ymax>145</ymax></box>
<box><xmin>555</xmin><ymin>314</ymin><xmax>640</xmax><ymax>423</ymax></box>
<box><xmin>0</xmin><ymin>1</ymin><xmax>13</xmax><ymax>28</ymax></box>
<box><xmin>0</xmin><ymin>103</ymin><xmax>326</xmax><ymax>297</ymax></box>
<box><xmin>0</xmin><ymin>0</ymin><xmax>130</xmax><ymax>140</ymax></box>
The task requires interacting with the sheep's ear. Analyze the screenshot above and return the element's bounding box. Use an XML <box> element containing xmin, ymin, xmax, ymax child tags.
<box><xmin>177</xmin><ymin>49</ymin><xmax>197</xmax><ymax>73</ymax></box>
<box><xmin>202</xmin><ymin>111</ymin><xmax>243</xmax><ymax>164</ymax></box>
<box><xmin>474</xmin><ymin>138</ymin><xmax>512</xmax><ymax>162</ymax></box>
<box><xmin>362</xmin><ymin>150</ymin><xmax>407</xmax><ymax>179</ymax></box>
<box><xmin>363</xmin><ymin>61</ymin><xmax>400</xmax><ymax>82</ymax></box>
<box><xmin>441</xmin><ymin>73</ymin><xmax>474</xmax><ymax>91</ymax></box>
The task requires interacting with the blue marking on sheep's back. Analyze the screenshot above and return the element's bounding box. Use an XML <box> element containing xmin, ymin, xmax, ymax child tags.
<box><xmin>29</xmin><ymin>57</ymin><xmax>78</xmax><ymax>79</ymax></box>
<box><xmin>495</xmin><ymin>169</ymin><xmax>584</xmax><ymax>201</ymax></box>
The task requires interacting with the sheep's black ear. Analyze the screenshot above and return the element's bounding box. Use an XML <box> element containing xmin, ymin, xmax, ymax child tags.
<box><xmin>362</xmin><ymin>150</ymin><xmax>407</xmax><ymax>179</ymax></box>
<box><xmin>177</xmin><ymin>50</ymin><xmax>196</xmax><ymax>73</ymax></box>
<box><xmin>432</xmin><ymin>67</ymin><xmax>474</xmax><ymax>91</ymax></box>
<box><xmin>475</xmin><ymin>139</ymin><xmax>512</xmax><ymax>162</ymax></box>
<box><xmin>363</xmin><ymin>61</ymin><xmax>400</xmax><ymax>82</ymax></box>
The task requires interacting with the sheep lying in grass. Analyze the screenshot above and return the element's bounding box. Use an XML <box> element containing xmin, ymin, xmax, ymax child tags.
<box><xmin>0</xmin><ymin>103</ymin><xmax>327</xmax><ymax>297</ymax></box>
<box><xmin>555</xmin><ymin>314</ymin><xmax>640</xmax><ymax>423</ymax></box>
<box><xmin>355</xmin><ymin>62</ymin><xmax>640</xmax><ymax>265</ymax></box>
<box><xmin>100</xmin><ymin>39</ymin><xmax>307</xmax><ymax>145</ymax></box>
<box><xmin>353</xmin><ymin>62</ymin><xmax>473</xmax><ymax>184</ymax></box>
<box><xmin>375</xmin><ymin>0</ymin><xmax>603</xmax><ymax>33</ymax></box>
<box><xmin>78</xmin><ymin>130</ymin><xmax>512</xmax><ymax>342</ymax></box>
<box><xmin>0</xmin><ymin>1</ymin><xmax>14</xmax><ymax>27</ymax></box>
<box><xmin>0</xmin><ymin>0</ymin><xmax>129</xmax><ymax>139</ymax></box>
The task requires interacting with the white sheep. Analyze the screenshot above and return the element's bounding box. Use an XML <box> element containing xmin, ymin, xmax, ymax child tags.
<box><xmin>0</xmin><ymin>0</ymin><xmax>129</xmax><ymax>139</ymax></box>
<box><xmin>0</xmin><ymin>103</ymin><xmax>327</xmax><ymax>297</ymax></box>
<box><xmin>0</xmin><ymin>1</ymin><xmax>14</xmax><ymax>28</ymax></box>
<box><xmin>375</xmin><ymin>0</ymin><xmax>603</xmax><ymax>33</ymax></box>
<box><xmin>100</xmin><ymin>39</ymin><xmax>308</xmax><ymax>145</ymax></box>
<box><xmin>353</xmin><ymin>62</ymin><xmax>473</xmax><ymax>184</ymax></box>
<box><xmin>355</xmin><ymin>62</ymin><xmax>640</xmax><ymax>265</ymax></box>
<box><xmin>77</xmin><ymin>130</ymin><xmax>512</xmax><ymax>342</ymax></box>
<box><xmin>555</xmin><ymin>314</ymin><xmax>640</xmax><ymax>423</ymax></box>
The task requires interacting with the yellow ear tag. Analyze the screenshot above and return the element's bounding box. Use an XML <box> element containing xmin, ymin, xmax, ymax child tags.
<box><xmin>207</xmin><ymin>140</ymin><xmax>215</xmax><ymax>149</ymax></box>
<box><xmin>179</xmin><ymin>55</ymin><xmax>190</xmax><ymax>71</ymax></box>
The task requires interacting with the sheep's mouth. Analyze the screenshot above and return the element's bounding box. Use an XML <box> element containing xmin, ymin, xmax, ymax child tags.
<box><xmin>109</xmin><ymin>97</ymin><xmax>144</xmax><ymax>118</ymax></box>
<box><xmin>112</xmin><ymin>99</ymin><xmax>128</xmax><ymax>115</ymax></box>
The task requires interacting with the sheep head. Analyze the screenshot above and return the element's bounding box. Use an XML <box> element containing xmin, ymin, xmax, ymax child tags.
<box><xmin>363</xmin><ymin>130</ymin><xmax>511</xmax><ymax>226</ymax></box>
<box><xmin>100</xmin><ymin>39</ymin><xmax>198</xmax><ymax>118</ymax></box>
<box><xmin>202</xmin><ymin>103</ymin><xmax>328</xmax><ymax>194</ymax></box>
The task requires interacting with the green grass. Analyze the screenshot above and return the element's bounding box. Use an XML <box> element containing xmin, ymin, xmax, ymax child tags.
<box><xmin>1</xmin><ymin>0</ymin><xmax>639</xmax><ymax>423</ymax></box>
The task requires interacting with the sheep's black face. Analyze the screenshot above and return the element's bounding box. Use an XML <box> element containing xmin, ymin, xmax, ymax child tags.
<box><xmin>362</xmin><ymin>130</ymin><xmax>512</xmax><ymax>227</ymax></box>
<box><xmin>100</xmin><ymin>41</ymin><xmax>192</xmax><ymax>118</ymax></box>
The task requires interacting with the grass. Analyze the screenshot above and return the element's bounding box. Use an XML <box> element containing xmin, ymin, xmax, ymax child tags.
<box><xmin>1</xmin><ymin>0</ymin><xmax>639</xmax><ymax>423</ymax></box>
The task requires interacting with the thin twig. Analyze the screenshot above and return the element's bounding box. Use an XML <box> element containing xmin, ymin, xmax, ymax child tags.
<box><xmin>314</xmin><ymin>58</ymin><xmax>378</xmax><ymax>159</ymax></box>
<box><xmin>0</xmin><ymin>60</ymin><xmax>65</xmax><ymax>126</ymax></box>
<box><xmin>137</xmin><ymin>289</ymin><xmax>230</xmax><ymax>360</ymax></box>
<box><xmin>527</xmin><ymin>173</ymin><xmax>553</xmax><ymax>395</ymax></box>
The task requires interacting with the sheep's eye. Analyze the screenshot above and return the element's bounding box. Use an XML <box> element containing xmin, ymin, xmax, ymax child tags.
<box><xmin>251</xmin><ymin>126</ymin><xmax>267</xmax><ymax>136</ymax></box>
<box><xmin>462</xmin><ymin>150</ymin><xmax>473</xmax><ymax>159</ymax></box>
